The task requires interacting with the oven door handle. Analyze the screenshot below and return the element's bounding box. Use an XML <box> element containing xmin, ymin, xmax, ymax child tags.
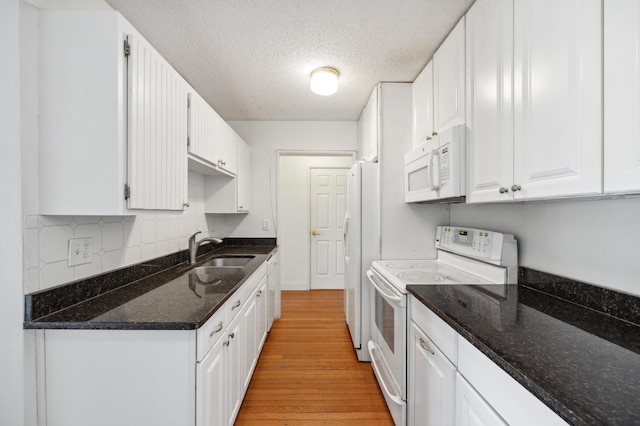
<box><xmin>366</xmin><ymin>270</ymin><xmax>404</xmax><ymax>306</ymax></box>
<box><xmin>368</xmin><ymin>340</ymin><xmax>404</xmax><ymax>406</ymax></box>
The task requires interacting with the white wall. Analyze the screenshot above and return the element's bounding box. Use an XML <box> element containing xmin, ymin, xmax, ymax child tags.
<box><xmin>451</xmin><ymin>197</ymin><xmax>640</xmax><ymax>296</ymax></box>
<box><xmin>228</xmin><ymin>121</ymin><xmax>358</xmax><ymax>290</ymax></box>
<box><xmin>24</xmin><ymin>173</ymin><xmax>220</xmax><ymax>292</ymax></box>
<box><xmin>1</xmin><ymin>1</ymin><xmax>25</xmax><ymax>425</ymax></box>
<box><xmin>227</xmin><ymin>121</ymin><xmax>358</xmax><ymax>238</ymax></box>
<box><xmin>279</xmin><ymin>155</ymin><xmax>355</xmax><ymax>290</ymax></box>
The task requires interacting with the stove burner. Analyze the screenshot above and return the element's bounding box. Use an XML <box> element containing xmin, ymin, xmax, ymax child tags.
<box><xmin>398</xmin><ymin>271</ymin><xmax>446</xmax><ymax>283</ymax></box>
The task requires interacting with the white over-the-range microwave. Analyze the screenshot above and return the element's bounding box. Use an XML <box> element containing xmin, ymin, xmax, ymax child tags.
<box><xmin>404</xmin><ymin>124</ymin><xmax>466</xmax><ymax>203</ymax></box>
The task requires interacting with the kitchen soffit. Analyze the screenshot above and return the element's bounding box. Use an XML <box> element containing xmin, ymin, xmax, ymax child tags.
<box><xmin>42</xmin><ymin>0</ymin><xmax>474</xmax><ymax>121</ymax></box>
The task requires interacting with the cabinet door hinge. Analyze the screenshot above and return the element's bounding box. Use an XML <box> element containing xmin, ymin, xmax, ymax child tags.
<box><xmin>123</xmin><ymin>39</ymin><xmax>131</xmax><ymax>58</ymax></box>
<box><xmin>187</xmin><ymin>94</ymin><xmax>191</xmax><ymax>109</ymax></box>
<box><xmin>124</xmin><ymin>183</ymin><xmax>131</xmax><ymax>200</ymax></box>
<box><xmin>187</xmin><ymin>136</ymin><xmax>190</xmax><ymax>147</ymax></box>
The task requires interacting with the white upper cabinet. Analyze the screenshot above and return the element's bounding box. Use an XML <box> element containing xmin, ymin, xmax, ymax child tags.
<box><xmin>512</xmin><ymin>0</ymin><xmax>602</xmax><ymax>200</ymax></box>
<box><xmin>604</xmin><ymin>0</ymin><xmax>640</xmax><ymax>193</ymax></box>
<box><xmin>236</xmin><ymin>138</ymin><xmax>251</xmax><ymax>212</ymax></box>
<box><xmin>204</xmin><ymin>135</ymin><xmax>250</xmax><ymax>214</ymax></box>
<box><xmin>126</xmin><ymin>34</ymin><xmax>188</xmax><ymax>211</ymax></box>
<box><xmin>216</xmin><ymin>120</ymin><xmax>239</xmax><ymax>175</ymax></box>
<box><xmin>187</xmin><ymin>92</ymin><xmax>238</xmax><ymax>176</ymax></box>
<box><xmin>412</xmin><ymin>61</ymin><xmax>435</xmax><ymax>147</ymax></box>
<box><xmin>466</xmin><ymin>0</ymin><xmax>514</xmax><ymax>203</ymax></box>
<box><xmin>467</xmin><ymin>0</ymin><xmax>602</xmax><ymax>203</ymax></box>
<box><xmin>187</xmin><ymin>92</ymin><xmax>217</xmax><ymax>164</ymax></box>
<box><xmin>434</xmin><ymin>17</ymin><xmax>466</xmax><ymax>133</ymax></box>
<box><xmin>39</xmin><ymin>11</ymin><xmax>188</xmax><ymax>215</ymax></box>
<box><xmin>358</xmin><ymin>86</ymin><xmax>379</xmax><ymax>162</ymax></box>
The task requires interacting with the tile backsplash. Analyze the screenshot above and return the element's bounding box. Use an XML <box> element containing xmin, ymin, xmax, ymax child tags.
<box><xmin>23</xmin><ymin>172</ymin><xmax>220</xmax><ymax>293</ymax></box>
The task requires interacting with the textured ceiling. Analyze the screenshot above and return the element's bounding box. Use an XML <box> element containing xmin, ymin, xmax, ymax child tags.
<box><xmin>42</xmin><ymin>0</ymin><xmax>474</xmax><ymax>121</ymax></box>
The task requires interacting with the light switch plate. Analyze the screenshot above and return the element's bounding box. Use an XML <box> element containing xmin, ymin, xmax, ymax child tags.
<box><xmin>68</xmin><ymin>238</ymin><xmax>93</xmax><ymax>266</ymax></box>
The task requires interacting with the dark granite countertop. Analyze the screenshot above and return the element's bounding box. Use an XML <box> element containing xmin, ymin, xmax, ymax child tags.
<box><xmin>24</xmin><ymin>239</ymin><xmax>277</xmax><ymax>330</ymax></box>
<box><xmin>407</xmin><ymin>275</ymin><xmax>640</xmax><ymax>426</ymax></box>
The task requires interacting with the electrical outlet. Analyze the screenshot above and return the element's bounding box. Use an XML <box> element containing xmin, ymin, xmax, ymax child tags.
<box><xmin>262</xmin><ymin>219</ymin><xmax>270</xmax><ymax>230</ymax></box>
<box><xmin>68</xmin><ymin>238</ymin><xmax>93</xmax><ymax>266</ymax></box>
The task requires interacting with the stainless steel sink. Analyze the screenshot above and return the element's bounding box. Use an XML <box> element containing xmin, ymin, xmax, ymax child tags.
<box><xmin>198</xmin><ymin>256</ymin><xmax>254</xmax><ymax>268</ymax></box>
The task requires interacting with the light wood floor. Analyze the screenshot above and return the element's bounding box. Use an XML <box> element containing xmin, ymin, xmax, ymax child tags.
<box><xmin>235</xmin><ymin>290</ymin><xmax>394</xmax><ymax>425</ymax></box>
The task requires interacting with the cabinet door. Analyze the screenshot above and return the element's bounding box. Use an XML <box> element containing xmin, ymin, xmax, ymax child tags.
<box><xmin>127</xmin><ymin>34</ymin><xmax>188</xmax><ymax>210</ymax></box>
<box><xmin>363</xmin><ymin>87</ymin><xmax>379</xmax><ymax>161</ymax></box>
<box><xmin>237</xmin><ymin>138</ymin><xmax>251</xmax><ymax>212</ymax></box>
<box><xmin>216</xmin><ymin>119</ymin><xmax>239</xmax><ymax>175</ymax></box>
<box><xmin>434</xmin><ymin>17</ymin><xmax>466</xmax><ymax>132</ymax></box>
<box><xmin>241</xmin><ymin>291</ymin><xmax>258</xmax><ymax>392</ymax></box>
<box><xmin>604</xmin><ymin>0</ymin><xmax>640</xmax><ymax>193</ymax></box>
<box><xmin>466</xmin><ymin>0</ymin><xmax>514</xmax><ymax>203</ymax></box>
<box><xmin>408</xmin><ymin>322</ymin><xmax>455</xmax><ymax>426</ymax></box>
<box><xmin>456</xmin><ymin>373</ymin><xmax>507</xmax><ymax>426</ymax></box>
<box><xmin>256</xmin><ymin>276</ymin><xmax>268</xmax><ymax>352</ymax></box>
<box><xmin>226</xmin><ymin>312</ymin><xmax>243</xmax><ymax>426</ymax></box>
<box><xmin>412</xmin><ymin>61</ymin><xmax>435</xmax><ymax>147</ymax></box>
<box><xmin>196</xmin><ymin>336</ymin><xmax>227</xmax><ymax>426</ymax></box>
<box><xmin>513</xmin><ymin>0</ymin><xmax>602</xmax><ymax>200</ymax></box>
<box><xmin>188</xmin><ymin>92</ymin><xmax>216</xmax><ymax>163</ymax></box>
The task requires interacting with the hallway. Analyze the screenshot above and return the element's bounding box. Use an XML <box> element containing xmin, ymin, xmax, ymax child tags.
<box><xmin>235</xmin><ymin>290</ymin><xmax>394</xmax><ymax>425</ymax></box>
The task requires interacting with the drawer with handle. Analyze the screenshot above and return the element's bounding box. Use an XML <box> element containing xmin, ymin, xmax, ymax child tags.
<box><xmin>197</xmin><ymin>306</ymin><xmax>229</xmax><ymax>361</ymax></box>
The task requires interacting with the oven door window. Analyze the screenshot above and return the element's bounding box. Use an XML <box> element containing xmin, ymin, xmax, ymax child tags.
<box><xmin>375</xmin><ymin>291</ymin><xmax>395</xmax><ymax>353</ymax></box>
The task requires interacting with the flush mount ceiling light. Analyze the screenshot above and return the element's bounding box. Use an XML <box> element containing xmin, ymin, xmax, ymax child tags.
<box><xmin>310</xmin><ymin>67</ymin><xmax>340</xmax><ymax>96</ymax></box>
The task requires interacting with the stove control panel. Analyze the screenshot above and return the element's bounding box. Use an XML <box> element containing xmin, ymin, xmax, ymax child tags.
<box><xmin>435</xmin><ymin>226</ymin><xmax>512</xmax><ymax>263</ymax></box>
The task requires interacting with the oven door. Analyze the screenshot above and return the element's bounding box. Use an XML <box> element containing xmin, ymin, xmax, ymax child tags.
<box><xmin>367</xmin><ymin>269</ymin><xmax>407</xmax><ymax>425</ymax></box>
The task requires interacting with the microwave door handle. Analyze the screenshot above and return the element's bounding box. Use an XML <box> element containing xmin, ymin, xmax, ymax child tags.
<box><xmin>366</xmin><ymin>270</ymin><xmax>403</xmax><ymax>304</ymax></box>
<box><xmin>430</xmin><ymin>149</ymin><xmax>441</xmax><ymax>191</ymax></box>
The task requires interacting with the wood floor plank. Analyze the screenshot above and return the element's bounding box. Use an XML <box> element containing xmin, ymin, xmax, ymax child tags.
<box><xmin>235</xmin><ymin>290</ymin><xmax>393</xmax><ymax>425</ymax></box>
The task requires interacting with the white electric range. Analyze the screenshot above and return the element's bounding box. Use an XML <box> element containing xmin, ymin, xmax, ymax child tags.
<box><xmin>366</xmin><ymin>226</ymin><xmax>518</xmax><ymax>426</ymax></box>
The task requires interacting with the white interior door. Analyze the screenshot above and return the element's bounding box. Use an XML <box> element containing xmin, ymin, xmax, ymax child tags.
<box><xmin>310</xmin><ymin>168</ymin><xmax>349</xmax><ymax>290</ymax></box>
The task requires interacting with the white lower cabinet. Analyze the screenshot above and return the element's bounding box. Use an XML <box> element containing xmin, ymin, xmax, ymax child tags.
<box><xmin>41</xmin><ymin>264</ymin><xmax>268</xmax><ymax>426</ymax></box>
<box><xmin>225</xmin><ymin>308</ymin><xmax>244</xmax><ymax>425</ymax></box>
<box><xmin>408</xmin><ymin>295</ymin><xmax>567</xmax><ymax>426</ymax></box>
<box><xmin>455</xmin><ymin>373</ymin><xmax>507</xmax><ymax>426</ymax></box>
<box><xmin>408</xmin><ymin>321</ymin><xmax>456</xmax><ymax>426</ymax></box>
<box><xmin>197</xmin><ymin>334</ymin><xmax>227</xmax><ymax>426</ymax></box>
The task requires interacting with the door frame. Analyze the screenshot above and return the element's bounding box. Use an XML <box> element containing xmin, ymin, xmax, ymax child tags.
<box><xmin>276</xmin><ymin>151</ymin><xmax>356</xmax><ymax>290</ymax></box>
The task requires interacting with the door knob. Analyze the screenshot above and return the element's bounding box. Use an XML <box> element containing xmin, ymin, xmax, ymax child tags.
<box><xmin>311</xmin><ymin>229</ymin><xmax>320</xmax><ymax>236</ymax></box>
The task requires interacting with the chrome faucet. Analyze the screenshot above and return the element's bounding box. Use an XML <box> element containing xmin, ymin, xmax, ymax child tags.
<box><xmin>188</xmin><ymin>231</ymin><xmax>223</xmax><ymax>264</ymax></box>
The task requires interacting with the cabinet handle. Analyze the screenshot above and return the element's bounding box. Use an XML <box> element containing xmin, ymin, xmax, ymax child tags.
<box><xmin>511</xmin><ymin>184</ymin><xmax>522</xmax><ymax>192</ymax></box>
<box><xmin>256</xmin><ymin>290</ymin><xmax>262</xmax><ymax>298</ymax></box>
<box><xmin>209</xmin><ymin>321</ymin><xmax>223</xmax><ymax>337</ymax></box>
<box><xmin>223</xmin><ymin>339</ymin><xmax>230</xmax><ymax>347</ymax></box>
<box><xmin>229</xmin><ymin>332</ymin><xmax>235</xmax><ymax>339</ymax></box>
<box><xmin>432</xmin><ymin>131</ymin><xmax>438</xmax><ymax>136</ymax></box>
<box><xmin>426</xmin><ymin>136</ymin><xmax>432</xmax><ymax>141</ymax></box>
<box><xmin>419</xmin><ymin>338</ymin><xmax>435</xmax><ymax>355</ymax></box>
<box><xmin>238</xmin><ymin>205</ymin><xmax>244</xmax><ymax>209</ymax></box>
<box><xmin>232</xmin><ymin>300</ymin><xmax>241</xmax><ymax>310</ymax></box>
<box><xmin>499</xmin><ymin>187</ymin><xmax>509</xmax><ymax>194</ymax></box>
<box><xmin>183</xmin><ymin>201</ymin><xmax>190</xmax><ymax>208</ymax></box>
